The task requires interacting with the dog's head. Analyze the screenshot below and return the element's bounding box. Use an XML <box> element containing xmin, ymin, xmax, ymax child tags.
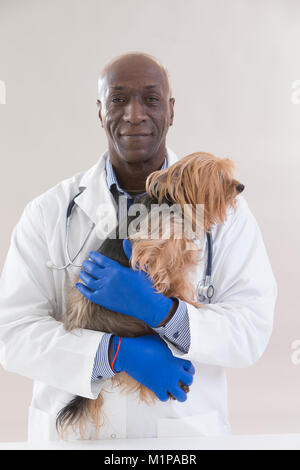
<box><xmin>145</xmin><ymin>152</ymin><xmax>244</xmax><ymax>231</ymax></box>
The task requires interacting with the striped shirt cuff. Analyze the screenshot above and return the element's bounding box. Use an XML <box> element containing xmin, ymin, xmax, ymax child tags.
<box><xmin>91</xmin><ymin>333</ymin><xmax>116</xmax><ymax>382</ymax></box>
<box><xmin>153</xmin><ymin>298</ymin><xmax>190</xmax><ymax>353</ymax></box>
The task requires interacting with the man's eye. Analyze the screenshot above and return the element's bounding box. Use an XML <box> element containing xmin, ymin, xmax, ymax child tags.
<box><xmin>147</xmin><ymin>97</ymin><xmax>159</xmax><ymax>102</ymax></box>
<box><xmin>112</xmin><ymin>98</ymin><xmax>125</xmax><ymax>103</ymax></box>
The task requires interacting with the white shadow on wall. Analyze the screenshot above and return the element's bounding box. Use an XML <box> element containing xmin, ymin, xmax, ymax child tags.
<box><xmin>0</xmin><ymin>80</ymin><xmax>6</xmax><ymax>104</ymax></box>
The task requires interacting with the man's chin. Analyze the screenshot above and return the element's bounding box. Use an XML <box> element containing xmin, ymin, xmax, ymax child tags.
<box><xmin>117</xmin><ymin>146</ymin><xmax>158</xmax><ymax>163</ymax></box>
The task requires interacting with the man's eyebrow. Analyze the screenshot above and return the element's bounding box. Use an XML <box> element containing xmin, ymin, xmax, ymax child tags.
<box><xmin>144</xmin><ymin>84</ymin><xmax>160</xmax><ymax>89</ymax></box>
<box><xmin>109</xmin><ymin>84</ymin><xmax>160</xmax><ymax>91</ymax></box>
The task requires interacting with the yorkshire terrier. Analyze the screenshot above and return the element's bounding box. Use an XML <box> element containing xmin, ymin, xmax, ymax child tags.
<box><xmin>56</xmin><ymin>152</ymin><xmax>245</xmax><ymax>439</ymax></box>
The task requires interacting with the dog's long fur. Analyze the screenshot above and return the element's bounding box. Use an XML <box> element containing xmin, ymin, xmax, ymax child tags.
<box><xmin>56</xmin><ymin>152</ymin><xmax>244</xmax><ymax>439</ymax></box>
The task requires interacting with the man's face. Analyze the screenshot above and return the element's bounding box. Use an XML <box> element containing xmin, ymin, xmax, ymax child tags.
<box><xmin>98</xmin><ymin>59</ymin><xmax>175</xmax><ymax>164</ymax></box>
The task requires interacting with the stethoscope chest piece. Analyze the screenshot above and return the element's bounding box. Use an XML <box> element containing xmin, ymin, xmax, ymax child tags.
<box><xmin>196</xmin><ymin>231</ymin><xmax>214</xmax><ymax>303</ymax></box>
<box><xmin>196</xmin><ymin>279</ymin><xmax>214</xmax><ymax>303</ymax></box>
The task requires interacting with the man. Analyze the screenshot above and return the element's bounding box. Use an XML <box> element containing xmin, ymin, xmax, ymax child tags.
<box><xmin>0</xmin><ymin>52</ymin><xmax>277</xmax><ymax>441</ymax></box>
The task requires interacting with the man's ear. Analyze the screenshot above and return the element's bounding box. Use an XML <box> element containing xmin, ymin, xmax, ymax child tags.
<box><xmin>97</xmin><ymin>100</ymin><xmax>103</xmax><ymax>127</ymax></box>
<box><xmin>169</xmin><ymin>97</ymin><xmax>175</xmax><ymax>127</ymax></box>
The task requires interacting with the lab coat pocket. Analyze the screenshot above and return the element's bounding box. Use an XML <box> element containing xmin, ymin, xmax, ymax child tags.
<box><xmin>157</xmin><ymin>410</ymin><xmax>227</xmax><ymax>438</ymax></box>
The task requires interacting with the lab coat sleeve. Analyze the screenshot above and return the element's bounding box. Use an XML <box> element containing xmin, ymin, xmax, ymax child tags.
<box><xmin>0</xmin><ymin>199</ymin><xmax>106</xmax><ymax>399</ymax></box>
<box><xmin>168</xmin><ymin>195</ymin><xmax>277</xmax><ymax>368</ymax></box>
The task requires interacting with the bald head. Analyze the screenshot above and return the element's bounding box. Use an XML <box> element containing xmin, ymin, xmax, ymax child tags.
<box><xmin>98</xmin><ymin>52</ymin><xmax>172</xmax><ymax>103</ymax></box>
<box><xmin>96</xmin><ymin>52</ymin><xmax>175</xmax><ymax>176</ymax></box>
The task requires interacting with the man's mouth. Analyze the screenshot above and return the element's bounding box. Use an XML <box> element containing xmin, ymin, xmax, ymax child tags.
<box><xmin>121</xmin><ymin>134</ymin><xmax>152</xmax><ymax>137</ymax></box>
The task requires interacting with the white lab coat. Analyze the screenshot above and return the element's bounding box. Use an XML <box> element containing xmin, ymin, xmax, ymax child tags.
<box><xmin>0</xmin><ymin>148</ymin><xmax>277</xmax><ymax>441</ymax></box>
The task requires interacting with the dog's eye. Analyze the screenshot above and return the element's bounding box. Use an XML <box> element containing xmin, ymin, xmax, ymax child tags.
<box><xmin>236</xmin><ymin>184</ymin><xmax>245</xmax><ymax>193</ymax></box>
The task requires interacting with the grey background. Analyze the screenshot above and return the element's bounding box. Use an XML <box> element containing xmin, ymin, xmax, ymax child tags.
<box><xmin>0</xmin><ymin>0</ymin><xmax>299</xmax><ymax>441</ymax></box>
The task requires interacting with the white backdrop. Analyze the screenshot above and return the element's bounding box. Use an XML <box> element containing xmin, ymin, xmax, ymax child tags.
<box><xmin>0</xmin><ymin>0</ymin><xmax>299</xmax><ymax>441</ymax></box>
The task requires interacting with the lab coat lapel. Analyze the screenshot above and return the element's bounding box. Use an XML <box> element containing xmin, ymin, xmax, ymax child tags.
<box><xmin>74</xmin><ymin>151</ymin><xmax>118</xmax><ymax>233</ymax></box>
<box><xmin>166</xmin><ymin>146</ymin><xmax>179</xmax><ymax>166</ymax></box>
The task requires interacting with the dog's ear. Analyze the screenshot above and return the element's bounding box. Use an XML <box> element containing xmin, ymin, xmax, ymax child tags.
<box><xmin>145</xmin><ymin>169</ymin><xmax>171</xmax><ymax>203</ymax></box>
<box><xmin>198</xmin><ymin>157</ymin><xmax>237</xmax><ymax>230</ymax></box>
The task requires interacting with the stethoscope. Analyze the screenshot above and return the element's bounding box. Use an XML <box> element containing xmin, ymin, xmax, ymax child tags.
<box><xmin>46</xmin><ymin>189</ymin><xmax>95</xmax><ymax>270</ymax></box>
<box><xmin>196</xmin><ymin>231</ymin><xmax>214</xmax><ymax>304</ymax></box>
<box><xmin>46</xmin><ymin>189</ymin><xmax>214</xmax><ymax>303</ymax></box>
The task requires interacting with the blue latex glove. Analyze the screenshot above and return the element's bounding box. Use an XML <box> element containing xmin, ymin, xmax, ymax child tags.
<box><xmin>111</xmin><ymin>334</ymin><xmax>195</xmax><ymax>402</ymax></box>
<box><xmin>76</xmin><ymin>239</ymin><xmax>173</xmax><ymax>328</ymax></box>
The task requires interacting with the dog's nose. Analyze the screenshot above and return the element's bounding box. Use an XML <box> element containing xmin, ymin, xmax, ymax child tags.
<box><xmin>236</xmin><ymin>184</ymin><xmax>245</xmax><ymax>193</ymax></box>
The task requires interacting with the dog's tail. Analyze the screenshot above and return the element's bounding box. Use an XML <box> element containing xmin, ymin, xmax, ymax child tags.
<box><xmin>56</xmin><ymin>394</ymin><xmax>104</xmax><ymax>440</ymax></box>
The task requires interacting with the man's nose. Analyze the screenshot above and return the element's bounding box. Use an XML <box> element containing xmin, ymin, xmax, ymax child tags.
<box><xmin>123</xmin><ymin>98</ymin><xmax>147</xmax><ymax>124</ymax></box>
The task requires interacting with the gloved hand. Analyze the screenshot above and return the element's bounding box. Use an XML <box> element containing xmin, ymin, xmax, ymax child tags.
<box><xmin>111</xmin><ymin>334</ymin><xmax>195</xmax><ymax>402</ymax></box>
<box><xmin>76</xmin><ymin>239</ymin><xmax>173</xmax><ymax>328</ymax></box>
